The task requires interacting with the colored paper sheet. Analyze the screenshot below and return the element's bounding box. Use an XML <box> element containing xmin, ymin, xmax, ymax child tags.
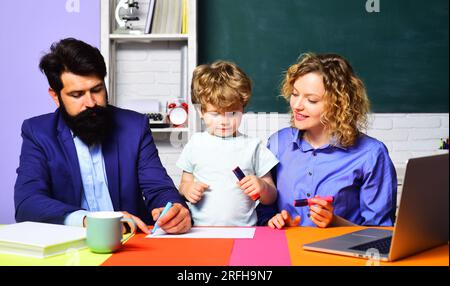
<box><xmin>285</xmin><ymin>226</ymin><xmax>363</xmax><ymax>266</ymax></box>
<box><xmin>101</xmin><ymin>233</ymin><xmax>234</xmax><ymax>266</ymax></box>
<box><xmin>229</xmin><ymin>227</ymin><xmax>291</xmax><ymax>266</ymax></box>
<box><xmin>148</xmin><ymin>227</ymin><xmax>255</xmax><ymax>239</ymax></box>
<box><xmin>0</xmin><ymin>229</ymin><xmax>133</xmax><ymax>266</ymax></box>
<box><xmin>284</xmin><ymin>226</ymin><xmax>448</xmax><ymax>266</ymax></box>
<box><xmin>0</xmin><ymin>248</ymin><xmax>111</xmax><ymax>266</ymax></box>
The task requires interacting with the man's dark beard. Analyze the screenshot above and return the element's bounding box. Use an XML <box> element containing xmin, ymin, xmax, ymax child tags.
<box><xmin>59</xmin><ymin>98</ymin><xmax>113</xmax><ymax>146</ymax></box>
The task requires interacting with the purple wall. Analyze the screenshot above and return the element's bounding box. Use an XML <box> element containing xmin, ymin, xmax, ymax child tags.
<box><xmin>0</xmin><ymin>0</ymin><xmax>100</xmax><ymax>223</ymax></box>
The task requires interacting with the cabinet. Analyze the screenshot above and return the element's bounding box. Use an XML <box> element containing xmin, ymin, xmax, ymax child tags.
<box><xmin>100</xmin><ymin>0</ymin><xmax>199</xmax><ymax>137</ymax></box>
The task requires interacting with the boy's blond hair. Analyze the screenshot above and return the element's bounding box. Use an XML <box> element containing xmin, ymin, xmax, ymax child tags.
<box><xmin>191</xmin><ymin>60</ymin><xmax>252</xmax><ymax>112</ymax></box>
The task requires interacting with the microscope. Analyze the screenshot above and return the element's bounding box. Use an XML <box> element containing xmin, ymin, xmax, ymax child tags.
<box><xmin>115</xmin><ymin>0</ymin><xmax>140</xmax><ymax>32</ymax></box>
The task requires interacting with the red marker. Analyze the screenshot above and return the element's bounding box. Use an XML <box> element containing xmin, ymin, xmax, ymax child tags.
<box><xmin>294</xmin><ymin>196</ymin><xmax>334</xmax><ymax>207</ymax></box>
<box><xmin>232</xmin><ymin>166</ymin><xmax>260</xmax><ymax>201</ymax></box>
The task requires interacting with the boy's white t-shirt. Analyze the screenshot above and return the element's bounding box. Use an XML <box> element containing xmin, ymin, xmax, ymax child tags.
<box><xmin>176</xmin><ymin>132</ymin><xmax>279</xmax><ymax>226</ymax></box>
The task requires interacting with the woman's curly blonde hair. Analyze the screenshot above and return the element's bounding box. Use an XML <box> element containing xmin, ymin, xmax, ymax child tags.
<box><xmin>281</xmin><ymin>53</ymin><xmax>370</xmax><ymax>148</ymax></box>
<box><xmin>191</xmin><ymin>60</ymin><xmax>252</xmax><ymax>113</ymax></box>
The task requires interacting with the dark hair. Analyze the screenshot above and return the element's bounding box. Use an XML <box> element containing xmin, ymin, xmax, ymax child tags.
<box><xmin>39</xmin><ymin>38</ymin><xmax>107</xmax><ymax>95</ymax></box>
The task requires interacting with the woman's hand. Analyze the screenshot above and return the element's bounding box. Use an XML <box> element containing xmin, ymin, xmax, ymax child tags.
<box><xmin>268</xmin><ymin>210</ymin><xmax>301</xmax><ymax>229</ymax></box>
<box><xmin>309</xmin><ymin>196</ymin><xmax>334</xmax><ymax>228</ymax></box>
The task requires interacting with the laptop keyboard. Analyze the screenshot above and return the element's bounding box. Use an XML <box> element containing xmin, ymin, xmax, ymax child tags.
<box><xmin>349</xmin><ymin>236</ymin><xmax>392</xmax><ymax>255</ymax></box>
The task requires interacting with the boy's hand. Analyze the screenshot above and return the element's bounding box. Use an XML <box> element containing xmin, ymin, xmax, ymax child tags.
<box><xmin>183</xmin><ymin>182</ymin><xmax>209</xmax><ymax>204</ymax></box>
<box><xmin>237</xmin><ymin>175</ymin><xmax>264</xmax><ymax>200</ymax></box>
<box><xmin>268</xmin><ymin>210</ymin><xmax>301</xmax><ymax>229</ymax></box>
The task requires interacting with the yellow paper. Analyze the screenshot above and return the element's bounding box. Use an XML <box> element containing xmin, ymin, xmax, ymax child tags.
<box><xmin>0</xmin><ymin>226</ymin><xmax>133</xmax><ymax>266</ymax></box>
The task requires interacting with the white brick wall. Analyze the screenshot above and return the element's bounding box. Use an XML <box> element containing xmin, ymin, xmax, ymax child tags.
<box><xmin>115</xmin><ymin>41</ymin><xmax>185</xmax><ymax>112</ymax></box>
<box><xmin>368</xmin><ymin>114</ymin><xmax>449</xmax><ymax>168</ymax></box>
<box><xmin>366</xmin><ymin>114</ymin><xmax>449</xmax><ymax>208</ymax></box>
<box><xmin>155</xmin><ymin>113</ymin><xmax>449</xmax><ymax>209</ymax></box>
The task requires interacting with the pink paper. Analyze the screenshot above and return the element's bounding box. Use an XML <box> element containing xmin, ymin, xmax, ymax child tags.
<box><xmin>229</xmin><ymin>227</ymin><xmax>291</xmax><ymax>266</ymax></box>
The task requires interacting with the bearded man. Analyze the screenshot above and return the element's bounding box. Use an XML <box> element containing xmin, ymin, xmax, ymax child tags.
<box><xmin>14</xmin><ymin>38</ymin><xmax>191</xmax><ymax>234</ymax></box>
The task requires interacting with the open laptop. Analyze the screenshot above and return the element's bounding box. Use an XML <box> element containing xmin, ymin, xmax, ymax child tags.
<box><xmin>303</xmin><ymin>153</ymin><xmax>449</xmax><ymax>262</ymax></box>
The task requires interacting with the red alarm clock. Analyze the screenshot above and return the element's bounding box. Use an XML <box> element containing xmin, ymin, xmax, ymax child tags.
<box><xmin>167</xmin><ymin>100</ymin><xmax>188</xmax><ymax>127</ymax></box>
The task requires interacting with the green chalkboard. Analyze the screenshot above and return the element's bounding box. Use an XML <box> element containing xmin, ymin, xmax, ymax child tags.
<box><xmin>198</xmin><ymin>0</ymin><xmax>449</xmax><ymax>113</ymax></box>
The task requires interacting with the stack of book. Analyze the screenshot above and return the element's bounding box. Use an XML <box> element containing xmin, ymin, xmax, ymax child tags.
<box><xmin>145</xmin><ymin>0</ymin><xmax>188</xmax><ymax>34</ymax></box>
<box><xmin>0</xmin><ymin>222</ymin><xmax>86</xmax><ymax>258</ymax></box>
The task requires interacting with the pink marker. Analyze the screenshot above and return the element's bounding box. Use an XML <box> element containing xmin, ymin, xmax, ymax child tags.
<box><xmin>232</xmin><ymin>166</ymin><xmax>260</xmax><ymax>201</ymax></box>
<box><xmin>293</xmin><ymin>196</ymin><xmax>334</xmax><ymax>207</ymax></box>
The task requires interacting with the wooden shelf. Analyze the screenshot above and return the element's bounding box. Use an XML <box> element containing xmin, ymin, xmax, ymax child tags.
<box><xmin>150</xmin><ymin>127</ymin><xmax>189</xmax><ymax>133</ymax></box>
<box><xmin>110</xmin><ymin>33</ymin><xmax>189</xmax><ymax>42</ymax></box>
<box><xmin>101</xmin><ymin>0</ymin><xmax>198</xmax><ymax>140</ymax></box>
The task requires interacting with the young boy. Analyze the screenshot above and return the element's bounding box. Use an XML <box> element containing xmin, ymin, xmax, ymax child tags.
<box><xmin>176</xmin><ymin>61</ymin><xmax>279</xmax><ymax>226</ymax></box>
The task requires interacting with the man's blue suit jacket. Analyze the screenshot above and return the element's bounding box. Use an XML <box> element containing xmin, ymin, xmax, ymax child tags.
<box><xmin>14</xmin><ymin>106</ymin><xmax>187</xmax><ymax>225</ymax></box>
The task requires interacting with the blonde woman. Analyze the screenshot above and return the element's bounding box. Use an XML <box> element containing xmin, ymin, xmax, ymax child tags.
<box><xmin>266</xmin><ymin>53</ymin><xmax>397</xmax><ymax>229</ymax></box>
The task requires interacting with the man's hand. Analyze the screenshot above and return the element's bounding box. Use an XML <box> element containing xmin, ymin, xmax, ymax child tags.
<box><xmin>120</xmin><ymin>211</ymin><xmax>150</xmax><ymax>234</ymax></box>
<box><xmin>268</xmin><ymin>210</ymin><xmax>301</xmax><ymax>229</ymax></box>
<box><xmin>82</xmin><ymin>211</ymin><xmax>150</xmax><ymax>234</ymax></box>
<box><xmin>151</xmin><ymin>203</ymin><xmax>191</xmax><ymax>234</ymax></box>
